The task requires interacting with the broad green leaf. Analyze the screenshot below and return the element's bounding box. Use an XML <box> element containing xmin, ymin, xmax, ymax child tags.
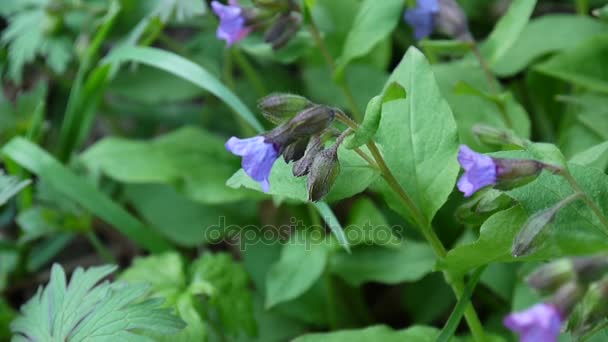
<box><xmin>265</xmin><ymin>232</ymin><xmax>328</xmax><ymax>308</ymax></box>
<box><xmin>0</xmin><ymin>170</ymin><xmax>30</xmax><ymax>206</ymax></box>
<box><xmin>378</xmin><ymin>47</ymin><xmax>459</xmax><ymax>223</ymax></box>
<box><xmin>103</xmin><ymin>46</ymin><xmax>264</xmax><ymax>132</ymax></box>
<box><xmin>2</xmin><ymin>137</ymin><xmax>171</xmax><ymax>252</ymax></box>
<box><xmin>558</xmin><ymin>93</ymin><xmax>608</xmax><ymax>157</ymax></box>
<box><xmin>433</xmin><ymin>60</ymin><xmax>531</xmax><ymax>149</ymax></box>
<box><xmin>570</xmin><ymin>141</ymin><xmax>608</xmax><ymax>170</ymax></box>
<box><xmin>329</xmin><ymin>241</ymin><xmax>435</xmax><ymax>286</ymax></box>
<box><xmin>481</xmin><ymin>0</ymin><xmax>537</xmax><ymax>65</ymax></box>
<box><xmin>82</xmin><ymin>126</ymin><xmax>245</xmax><ymax>204</ymax></box>
<box><xmin>535</xmin><ymin>35</ymin><xmax>608</xmax><ymax>93</ymax></box>
<box><xmin>293</xmin><ymin>325</ymin><xmax>442</xmax><ymax>342</ymax></box>
<box><xmin>343</xmin><ymin>197</ymin><xmax>401</xmax><ymax>247</ymax></box>
<box><xmin>441</xmin><ymin>163</ymin><xmax>608</xmax><ymax>276</ymax></box>
<box><xmin>226</xmin><ymin>144</ymin><xmax>380</xmax><ymax>203</ymax></box>
<box><xmin>334</xmin><ymin>0</ymin><xmax>403</xmax><ymax>80</ymax></box>
<box><xmin>11</xmin><ymin>264</ymin><xmax>184</xmax><ymax>341</ymax></box>
<box><xmin>493</xmin><ymin>15</ymin><xmax>608</xmax><ymax>76</ymax></box>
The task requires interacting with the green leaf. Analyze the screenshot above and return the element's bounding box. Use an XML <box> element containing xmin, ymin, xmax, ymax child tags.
<box><xmin>378</xmin><ymin>47</ymin><xmax>460</xmax><ymax>223</ymax></box>
<box><xmin>329</xmin><ymin>242</ymin><xmax>435</xmax><ymax>286</ymax></box>
<box><xmin>82</xmin><ymin>126</ymin><xmax>245</xmax><ymax>204</ymax></box>
<box><xmin>314</xmin><ymin>201</ymin><xmax>350</xmax><ymax>252</ymax></box>
<box><xmin>293</xmin><ymin>325</ymin><xmax>442</xmax><ymax>342</ymax></box>
<box><xmin>226</xmin><ymin>144</ymin><xmax>380</xmax><ymax>203</ymax></box>
<box><xmin>2</xmin><ymin>137</ymin><xmax>172</xmax><ymax>252</ymax></box>
<box><xmin>493</xmin><ymin>15</ymin><xmax>608</xmax><ymax>76</ymax></box>
<box><xmin>441</xmin><ymin>162</ymin><xmax>608</xmax><ymax>276</ymax></box>
<box><xmin>570</xmin><ymin>141</ymin><xmax>608</xmax><ymax>171</ymax></box>
<box><xmin>535</xmin><ymin>35</ymin><xmax>608</xmax><ymax>93</ymax></box>
<box><xmin>334</xmin><ymin>0</ymin><xmax>403</xmax><ymax>80</ymax></box>
<box><xmin>343</xmin><ymin>197</ymin><xmax>401</xmax><ymax>247</ymax></box>
<box><xmin>11</xmin><ymin>263</ymin><xmax>185</xmax><ymax>341</ymax></box>
<box><xmin>0</xmin><ymin>170</ymin><xmax>30</xmax><ymax>206</ymax></box>
<box><xmin>103</xmin><ymin>46</ymin><xmax>264</xmax><ymax>133</ymax></box>
<box><xmin>433</xmin><ymin>60</ymin><xmax>531</xmax><ymax>149</ymax></box>
<box><xmin>481</xmin><ymin>0</ymin><xmax>537</xmax><ymax>65</ymax></box>
<box><xmin>265</xmin><ymin>232</ymin><xmax>328</xmax><ymax>308</ymax></box>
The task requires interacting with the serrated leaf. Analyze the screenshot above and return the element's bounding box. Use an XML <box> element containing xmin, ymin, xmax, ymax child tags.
<box><xmin>11</xmin><ymin>263</ymin><xmax>184</xmax><ymax>341</ymax></box>
<box><xmin>334</xmin><ymin>0</ymin><xmax>403</xmax><ymax>80</ymax></box>
<box><xmin>377</xmin><ymin>47</ymin><xmax>459</xmax><ymax>223</ymax></box>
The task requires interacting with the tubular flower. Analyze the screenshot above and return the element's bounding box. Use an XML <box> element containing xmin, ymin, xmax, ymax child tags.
<box><xmin>403</xmin><ymin>0</ymin><xmax>439</xmax><ymax>40</ymax></box>
<box><xmin>457</xmin><ymin>145</ymin><xmax>497</xmax><ymax>197</ymax></box>
<box><xmin>211</xmin><ymin>0</ymin><xmax>252</xmax><ymax>46</ymax></box>
<box><xmin>226</xmin><ymin>136</ymin><xmax>280</xmax><ymax>192</ymax></box>
<box><xmin>504</xmin><ymin>303</ymin><xmax>563</xmax><ymax>342</ymax></box>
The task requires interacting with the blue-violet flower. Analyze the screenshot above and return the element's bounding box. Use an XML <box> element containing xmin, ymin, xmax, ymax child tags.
<box><xmin>226</xmin><ymin>136</ymin><xmax>280</xmax><ymax>192</ymax></box>
<box><xmin>211</xmin><ymin>0</ymin><xmax>252</xmax><ymax>46</ymax></box>
<box><xmin>403</xmin><ymin>0</ymin><xmax>439</xmax><ymax>40</ymax></box>
<box><xmin>457</xmin><ymin>145</ymin><xmax>497</xmax><ymax>197</ymax></box>
<box><xmin>504</xmin><ymin>303</ymin><xmax>563</xmax><ymax>342</ymax></box>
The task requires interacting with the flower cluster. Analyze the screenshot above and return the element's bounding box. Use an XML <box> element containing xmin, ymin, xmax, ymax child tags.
<box><xmin>226</xmin><ymin>94</ymin><xmax>343</xmax><ymax>201</ymax></box>
<box><xmin>211</xmin><ymin>0</ymin><xmax>302</xmax><ymax>49</ymax></box>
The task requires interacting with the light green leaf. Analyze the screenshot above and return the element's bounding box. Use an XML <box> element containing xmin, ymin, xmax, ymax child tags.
<box><xmin>535</xmin><ymin>35</ymin><xmax>608</xmax><ymax>93</ymax></box>
<box><xmin>493</xmin><ymin>15</ymin><xmax>608</xmax><ymax>76</ymax></box>
<box><xmin>293</xmin><ymin>325</ymin><xmax>442</xmax><ymax>342</ymax></box>
<box><xmin>11</xmin><ymin>263</ymin><xmax>184</xmax><ymax>341</ymax></box>
<box><xmin>103</xmin><ymin>46</ymin><xmax>264</xmax><ymax>132</ymax></box>
<box><xmin>334</xmin><ymin>0</ymin><xmax>403</xmax><ymax>80</ymax></box>
<box><xmin>82</xmin><ymin>126</ymin><xmax>245</xmax><ymax>204</ymax></box>
<box><xmin>330</xmin><ymin>242</ymin><xmax>435</xmax><ymax>286</ymax></box>
<box><xmin>378</xmin><ymin>47</ymin><xmax>460</xmax><ymax>223</ymax></box>
<box><xmin>265</xmin><ymin>232</ymin><xmax>328</xmax><ymax>308</ymax></box>
<box><xmin>314</xmin><ymin>201</ymin><xmax>350</xmax><ymax>252</ymax></box>
<box><xmin>2</xmin><ymin>137</ymin><xmax>171</xmax><ymax>252</ymax></box>
<box><xmin>570</xmin><ymin>141</ymin><xmax>608</xmax><ymax>170</ymax></box>
<box><xmin>481</xmin><ymin>0</ymin><xmax>537</xmax><ymax>65</ymax></box>
<box><xmin>0</xmin><ymin>170</ymin><xmax>30</xmax><ymax>206</ymax></box>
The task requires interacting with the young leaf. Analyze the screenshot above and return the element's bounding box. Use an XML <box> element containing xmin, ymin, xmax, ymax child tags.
<box><xmin>377</xmin><ymin>47</ymin><xmax>459</xmax><ymax>223</ymax></box>
<box><xmin>11</xmin><ymin>264</ymin><xmax>184</xmax><ymax>341</ymax></box>
<box><xmin>334</xmin><ymin>0</ymin><xmax>403</xmax><ymax>80</ymax></box>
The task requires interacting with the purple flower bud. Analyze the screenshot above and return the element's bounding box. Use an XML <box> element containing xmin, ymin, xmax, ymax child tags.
<box><xmin>457</xmin><ymin>145</ymin><xmax>497</xmax><ymax>197</ymax></box>
<box><xmin>211</xmin><ymin>0</ymin><xmax>252</xmax><ymax>46</ymax></box>
<box><xmin>226</xmin><ymin>136</ymin><xmax>280</xmax><ymax>192</ymax></box>
<box><xmin>504</xmin><ymin>303</ymin><xmax>563</xmax><ymax>342</ymax></box>
<box><xmin>403</xmin><ymin>0</ymin><xmax>439</xmax><ymax>40</ymax></box>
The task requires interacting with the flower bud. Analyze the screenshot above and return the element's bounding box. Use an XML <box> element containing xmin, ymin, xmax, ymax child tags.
<box><xmin>512</xmin><ymin>194</ymin><xmax>581</xmax><ymax>257</ymax></box>
<box><xmin>493</xmin><ymin>158</ymin><xmax>544</xmax><ymax>190</ymax></box>
<box><xmin>282</xmin><ymin>138</ymin><xmax>309</xmax><ymax>163</ymax></box>
<box><xmin>264</xmin><ymin>11</ymin><xmax>302</xmax><ymax>50</ymax></box>
<box><xmin>258</xmin><ymin>93</ymin><xmax>313</xmax><ymax>124</ymax></box>
<box><xmin>436</xmin><ymin>0</ymin><xmax>472</xmax><ymax>41</ymax></box>
<box><xmin>307</xmin><ymin>146</ymin><xmax>340</xmax><ymax>202</ymax></box>
<box><xmin>527</xmin><ymin>259</ymin><xmax>576</xmax><ymax>294</ymax></box>
<box><xmin>550</xmin><ymin>281</ymin><xmax>585</xmax><ymax>318</ymax></box>
<box><xmin>573</xmin><ymin>256</ymin><xmax>608</xmax><ymax>284</ymax></box>
<box><xmin>264</xmin><ymin>105</ymin><xmax>336</xmax><ymax>148</ymax></box>
<box><xmin>293</xmin><ymin>136</ymin><xmax>323</xmax><ymax>177</ymax></box>
<box><xmin>472</xmin><ymin>124</ymin><xmax>527</xmax><ymax>148</ymax></box>
<box><xmin>455</xmin><ymin>189</ymin><xmax>513</xmax><ymax>226</ymax></box>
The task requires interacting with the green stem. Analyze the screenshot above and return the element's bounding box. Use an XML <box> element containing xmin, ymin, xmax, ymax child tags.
<box><xmin>223</xmin><ymin>48</ymin><xmax>257</xmax><ymax>136</ymax></box>
<box><xmin>335</xmin><ymin>112</ymin><xmax>486</xmax><ymax>341</ymax></box>
<box><xmin>575</xmin><ymin>0</ymin><xmax>589</xmax><ymax>15</ymax></box>
<box><xmin>307</xmin><ymin>16</ymin><xmax>362</xmax><ymax>121</ymax></box>
<box><xmin>85</xmin><ymin>231</ymin><xmax>116</xmax><ymax>264</ymax></box>
<box><xmin>232</xmin><ymin>49</ymin><xmax>268</xmax><ymax>98</ymax></box>
<box><xmin>561</xmin><ymin>171</ymin><xmax>608</xmax><ymax>236</ymax></box>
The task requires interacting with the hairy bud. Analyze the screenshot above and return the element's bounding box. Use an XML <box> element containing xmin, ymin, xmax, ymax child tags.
<box><xmin>264</xmin><ymin>11</ymin><xmax>303</xmax><ymax>50</ymax></box>
<box><xmin>472</xmin><ymin>124</ymin><xmax>527</xmax><ymax>148</ymax></box>
<box><xmin>264</xmin><ymin>105</ymin><xmax>335</xmax><ymax>147</ymax></box>
<box><xmin>437</xmin><ymin>0</ymin><xmax>473</xmax><ymax>41</ymax></box>
<box><xmin>550</xmin><ymin>282</ymin><xmax>585</xmax><ymax>318</ymax></box>
<box><xmin>282</xmin><ymin>138</ymin><xmax>309</xmax><ymax>163</ymax></box>
<box><xmin>307</xmin><ymin>146</ymin><xmax>340</xmax><ymax>202</ymax></box>
<box><xmin>527</xmin><ymin>259</ymin><xmax>576</xmax><ymax>294</ymax></box>
<box><xmin>293</xmin><ymin>136</ymin><xmax>323</xmax><ymax>177</ymax></box>
<box><xmin>258</xmin><ymin>93</ymin><xmax>313</xmax><ymax>124</ymax></box>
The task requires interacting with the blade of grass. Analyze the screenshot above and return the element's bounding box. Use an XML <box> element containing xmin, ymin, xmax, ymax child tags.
<box><xmin>2</xmin><ymin>137</ymin><xmax>172</xmax><ymax>253</ymax></box>
<box><xmin>102</xmin><ymin>45</ymin><xmax>265</xmax><ymax>133</ymax></box>
<box><xmin>437</xmin><ymin>266</ymin><xmax>487</xmax><ymax>342</ymax></box>
<box><xmin>314</xmin><ymin>202</ymin><xmax>350</xmax><ymax>253</ymax></box>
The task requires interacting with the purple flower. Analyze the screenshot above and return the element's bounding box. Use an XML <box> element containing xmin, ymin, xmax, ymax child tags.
<box><xmin>504</xmin><ymin>303</ymin><xmax>563</xmax><ymax>342</ymax></box>
<box><xmin>457</xmin><ymin>145</ymin><xmax>497</xmax><ymax>197</ymax></box>
<box><xmin>211</xmin><ymin>0</ymin><xmax>252</xmax><ymax>46</ymax></box>
<box><xmin>226</xmin><ymin>136</ymin><xmax>280</xmax><ymax>192</ymax></box>
<box><xmin>404</xmin><ymin>0</ymin><xmax>439</xmax><ymax>40</ymax></box>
